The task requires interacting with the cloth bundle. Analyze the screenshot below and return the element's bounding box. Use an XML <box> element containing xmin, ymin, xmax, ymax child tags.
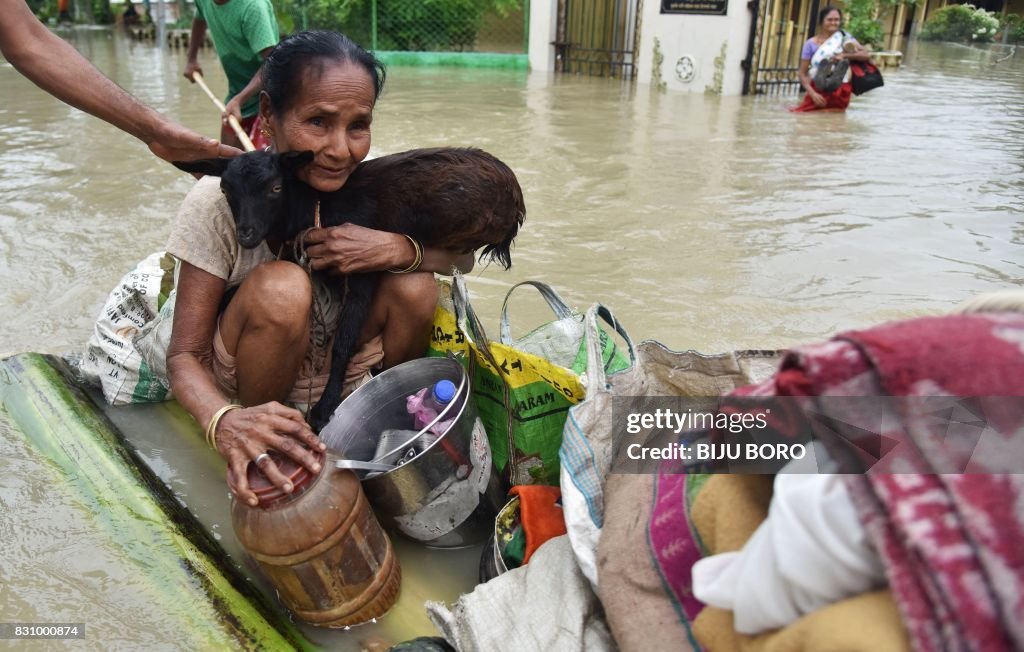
<box><xmin>599</xmin><ymin>312</ymin><xmax>1024</xmax><ymax>652</ymax></box>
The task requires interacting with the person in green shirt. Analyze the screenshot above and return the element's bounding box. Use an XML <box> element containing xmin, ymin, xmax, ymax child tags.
<box><xmin>183</xmin><ymin>0</ymin><xmax>279</xmax><ymax>149</ymax></box>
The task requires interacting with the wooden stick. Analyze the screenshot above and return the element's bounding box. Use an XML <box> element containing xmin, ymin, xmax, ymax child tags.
<box><xmin>191</xmin><ymin>72</ymin><xmax>256</xmax><ymax>152</ymax></box>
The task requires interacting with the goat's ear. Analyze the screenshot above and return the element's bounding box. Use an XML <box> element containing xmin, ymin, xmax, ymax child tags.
<box><xmin>280</xmin><ymin>150</ymin><xmax>314</xmax><ymax>171</ymax></box>
<box><xmin>172</xmin><ymin>158</ymin><xmax>231</xmax><ymax>177</ymax></box>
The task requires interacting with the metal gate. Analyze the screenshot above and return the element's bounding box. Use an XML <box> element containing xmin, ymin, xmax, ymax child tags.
<box><xmin>747</xmin><ymin>0</ymin><xmax>819</xmax><ymax>94</ymax></box>
<box><xmin>554</xmin><ymin>0</ymin><xmax>640</xmax><ymax>78</ymax></box>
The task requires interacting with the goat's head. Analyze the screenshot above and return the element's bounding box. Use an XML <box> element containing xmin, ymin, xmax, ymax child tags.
<box><xmin>174</xmin><ymin>150</ymin><xmax>314</xmax><ymax>248</ymax></box>
<box><xmin>428</xmin><ymin>152</ymin><xmax>526</xmax><ymax>270</ymax></box>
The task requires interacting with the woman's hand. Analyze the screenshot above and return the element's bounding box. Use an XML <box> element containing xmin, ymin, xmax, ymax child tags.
<box><xmin>213</xmin><ymin>402</ymin><xmax>327</xmax><ymax>506</ymax></box>
<box><xmin>303</xmin><ymin>225</ymin><xmax>476</xmax><ymax>275</ymax></box>
<box><xmin>304</xmin><ymin>224</ymin><xmax>411</xmax><ymax>275</ymax></box>
<box><xmin>810</xmin><ymin>90</ymin><xmax>827</xmax><ymax>108</ymax></box>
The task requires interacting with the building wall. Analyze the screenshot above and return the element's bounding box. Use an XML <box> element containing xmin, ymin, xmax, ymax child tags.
<box><xmin>635</xmin><ymin>0</ymin><xmax>756</xmax><ymax>95</ymax></box>
<box><xmin>528</xmin><ymin>0</ymin><xmax>759</xmax><ymax>95</ymax></box>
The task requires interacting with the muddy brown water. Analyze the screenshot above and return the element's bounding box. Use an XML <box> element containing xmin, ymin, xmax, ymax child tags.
<box><xmin>1</xmin><ymin>28</ymin><xmax>1022</xmax><ymax>649</ymax></box>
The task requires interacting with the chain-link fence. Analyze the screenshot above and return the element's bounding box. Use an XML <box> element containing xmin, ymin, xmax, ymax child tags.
<box><xmin>32</xmin><ymin>0</ymin><xmax>528</xmax><ymax>53</ymax></box>
<box><xmin>275</xmin><ymin>0</ymin><xmax>528</xmax><ymax>54</ymax></box>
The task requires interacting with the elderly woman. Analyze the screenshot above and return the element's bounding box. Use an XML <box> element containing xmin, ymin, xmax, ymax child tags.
<box><xmin>166</xmin><ymin>31</ymin><xmax>473</xmax><ymax>507</ymax></box>
<box><xmin>792</xmin><ymin>6</ymin><xmax>872</xmax><ymax>112</ymax></box>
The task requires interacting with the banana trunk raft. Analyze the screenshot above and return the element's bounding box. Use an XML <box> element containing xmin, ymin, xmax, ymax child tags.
<box><xmin>0</xmin><ymin>353</ymin><xmax>481</xmax><ymax>650</ymax></box>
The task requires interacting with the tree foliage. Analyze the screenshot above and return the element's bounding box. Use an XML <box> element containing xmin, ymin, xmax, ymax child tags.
<box><xmin>1004</xmin><ymin>13</ymin><xmax>1024</xmax><ymax>43</ymax></box>
<box><xmin>920</xmin><ymin>4</ymin><xmax>999</xmax><ymax>43</ymax></box>
<box><xmin>274</xmin><ymin>0</ymin><xmax>522</xmax><ymax>51</ymax></box>
<box><xmin>844</xmin><ymin>0</ymin><xmax>885</xmax><ymax>48</ymax></box>
<box><xmin>274</xmin><ymin>0</ymin><xmax>361</xmax><ymax>34</ymax></box>
<box><xmin>378</xmin><ymin>0</ymin><xmax>487</xmax><ymax>50</ymax></box>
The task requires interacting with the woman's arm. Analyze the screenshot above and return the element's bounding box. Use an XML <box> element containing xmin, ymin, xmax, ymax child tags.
<box><xmin>798</xmin><ymin>59</ymin><xmax>812</xmax><ymax>92</ymax></box>
<box><xmin>167</xmin><ymin>262</ymin><xmax>324</xmax><ymax>506</ymax></box>
<box><xmin>838</xmin><ymin>47</ymin><xmax>872</xmax><ymax>63</ymax></box>
<box><xmin>303</xmin><ymin>224</ymin><xmax>476</xmax><ymax>276</ymax></box>
<box><xmin>797</xmin><ymin>59</ymin><xmax>825</xmax><ymax>107</ymax></box>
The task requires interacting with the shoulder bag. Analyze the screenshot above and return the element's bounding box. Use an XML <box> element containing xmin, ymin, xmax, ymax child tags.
<box><xmin>850</xmin><ymin>60</ymin><xmax>884</xmax><ymax>95</ymax></box>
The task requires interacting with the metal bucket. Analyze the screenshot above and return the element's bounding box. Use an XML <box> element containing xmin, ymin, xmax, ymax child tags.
<box><xmin>319</xmin><ymin>357</ymin><xmax>505</xmax><ymax>548</ymax></box>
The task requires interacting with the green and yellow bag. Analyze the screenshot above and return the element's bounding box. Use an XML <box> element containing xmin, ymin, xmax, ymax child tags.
<box><xmin>428</xmin><ymin>274</ymin><xmax>629</xmax><ymax>486</ymax></box>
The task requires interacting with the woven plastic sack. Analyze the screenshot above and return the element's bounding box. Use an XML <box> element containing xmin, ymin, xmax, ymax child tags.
<box><xmin>427</xmin><ymin>274</ymin><xmax>628</xmax><ymax>486</ymax></box>
<box><xmin>80</xmin><ymin>251</ymin><xmax>175</xmax><ymax>405</ymax></box>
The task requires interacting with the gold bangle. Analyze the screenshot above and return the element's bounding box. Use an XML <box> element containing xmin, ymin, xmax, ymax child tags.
<box><xmin>205</xmin><ymin>404</ymin><xmax>241</xmax><ymax>450</ymax></box>
<box><xmin>388</xmin><ymin>234</ymin><xmax>423</xmax><ymax>274</ymax></box>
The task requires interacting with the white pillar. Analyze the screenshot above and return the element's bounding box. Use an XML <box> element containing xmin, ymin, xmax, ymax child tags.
<box><xmin>528</xmin><ymin>0</ymin><xmax>559</xmax><ymax>72</ymax></box>
<box><xmin>636</xmin><ymin>0</ymin><xmax>755</xmax><ymax>96</ymax></box>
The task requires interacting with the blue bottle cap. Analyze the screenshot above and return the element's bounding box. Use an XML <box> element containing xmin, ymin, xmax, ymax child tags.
<box><xmin>432</xmin><ymin>379</ymin><xmax>457</xmax><ymax>404</ymax></box>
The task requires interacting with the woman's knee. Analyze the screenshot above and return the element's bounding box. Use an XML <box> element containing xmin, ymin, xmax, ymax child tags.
<box><xmin>379</xmin><ymin>272</ymin><xmax>438</xmax><ymax>323</ymax></box>
<box><xmin>234</xmin><ymin>261</ymin><xmax>312</xmax><ymax>331</ymax></box>
<box><xmin>373</xmin><ymin>273</ymin><xmax>438</xmax><ymax>366</ymax></box>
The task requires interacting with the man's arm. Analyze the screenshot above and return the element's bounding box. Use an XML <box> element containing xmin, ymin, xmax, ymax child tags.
<box><xmin>0</xmin><ymin>0</ymin><xmax>239</xmax><ymax>163</ymax></box>
<box><xmin>223</xmin><ymin>2</ymin><xmax>278</xmax><ymax>121</ymax></box>
<box><xmin>222</xmin><ymin>46</ymin><xmax>273</xmax><ymax>123</ymax></box>
<box><xmin>183</xmin><ymin>17</ymin><xmax>208</xmax><ymax>82</ymax></box>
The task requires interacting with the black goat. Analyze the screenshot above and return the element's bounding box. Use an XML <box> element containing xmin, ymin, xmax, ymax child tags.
<box><xmin>175</xmin><ymin>147</ymin><xmax>525</xmax><ymax>430</ymax></box>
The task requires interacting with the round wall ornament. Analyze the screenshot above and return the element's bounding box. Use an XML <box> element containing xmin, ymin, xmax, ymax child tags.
<box><xmin>675</xmin><ymin>55</ymin><xmax>697</xmax><ymax>83</ymax></box>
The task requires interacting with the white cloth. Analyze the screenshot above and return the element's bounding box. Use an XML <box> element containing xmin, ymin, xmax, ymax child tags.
<box><xmin>692</xmin><ymin>447</ymin><xmax>886</xmax><ymax>634</ymax></box>
<box><xmin>810</xmin><ymin>30</ymin><xmax>856</xmax><ymax>83</ymax></box>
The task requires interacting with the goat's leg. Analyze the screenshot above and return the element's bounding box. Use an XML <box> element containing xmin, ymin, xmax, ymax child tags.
<box><xmin>309</xmin><ymin>274</ymin><xmax>380</xmax><ymax>431</ymax></box>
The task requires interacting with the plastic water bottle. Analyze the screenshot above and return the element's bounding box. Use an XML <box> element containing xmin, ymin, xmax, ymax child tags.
<box><xmin>426</xmin><ymin>380</ymin><xmax>457</xmax><ymax>418</ymax></box>
<box><xmin>407</xmin><ymin>379</ymin><xmax>457</xmax><ymax>434</ymax></box>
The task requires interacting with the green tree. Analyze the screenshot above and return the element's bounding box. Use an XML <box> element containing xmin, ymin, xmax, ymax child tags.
<box><xmin>74</xmin><ymin>0</ymin><xmax>93</xmax><ymax>22</ymax></box>
<box><xmin>26</xmin><ymin>0</ymin><xmax>53</xmax><ymax>21</ymax></box>
<box><xmin>377</xmin><ymin>0</ymin><xmax>487</xmax><ymax>50</ymax></box>
<box><xmin>920</xmin><ymin>4</ymin><xmax>999</xmax><ymax>43</ymax></box>
<box><xmin>93</xmin><ymin>0</ymin><xmax>114</xmax><ymax>24</ymax></box>
<box><xmin>274</xmin><ymin>0</ymin><xmax>363</xmax><ymax>35</ymax></box>
<box><xmin>844</xmin><ymin>0</ymin><xmax>885</xmax><ymax>48</ymax></box>
<box><xmin>1002</xmin><ymin>13</ymin><xmax>1024</xmax><ymax>43</ymax></box>
<box><xmin>274</xmin><ymin>0</ymin><xmax>522</xmax><ymax>52</ymax></box>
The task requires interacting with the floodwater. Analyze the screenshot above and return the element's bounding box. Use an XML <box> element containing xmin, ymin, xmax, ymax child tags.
<box><xmin>1</xmin><ymin>26</ymin><xmax>1022</xmax><ymax>650</ymax></box>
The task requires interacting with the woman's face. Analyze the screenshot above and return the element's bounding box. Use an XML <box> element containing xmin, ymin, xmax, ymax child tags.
<box><xmin>822</xmin><ymin>10</ymin><xmax>842</xmax><ymax>34</ymax></box>
<box><xmin>263</xmin><ymin>60</ymin><xmax>375</xmax><ymax>193</ymax></box>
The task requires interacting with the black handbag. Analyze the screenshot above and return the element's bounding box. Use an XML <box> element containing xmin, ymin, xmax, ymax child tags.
<box><xmin>813</xmin><ymin>58</ymin><xmax>849</xmax><ymax>93</ymax></box>
<box><xmin>850</xmin><ymin>60</ymin><xmax>884</xmax><ymax>95</ymax></box>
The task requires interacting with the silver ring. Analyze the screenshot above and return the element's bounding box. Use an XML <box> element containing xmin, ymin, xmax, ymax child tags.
<box><xmin>254</xmin><ymin>452</ymin><xmax>270</xmax><ymax>466</ymax></box>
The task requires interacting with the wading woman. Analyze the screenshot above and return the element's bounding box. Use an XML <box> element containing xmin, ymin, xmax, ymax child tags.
<box><xmin>165</xmin><ymin>31</ymin><xmax>474</xmax><ymax>507</ymax></box>
<box><xmin>792</xmin><ymin>6</ymin><xmax>872</xmax><ymax>113</ymax></box>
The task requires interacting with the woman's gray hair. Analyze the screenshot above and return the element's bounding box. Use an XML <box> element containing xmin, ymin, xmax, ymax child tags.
<box><xmin>261</xmin><ymin>30</ymin><xmax>386</xmax><ymax>117</ymax></box>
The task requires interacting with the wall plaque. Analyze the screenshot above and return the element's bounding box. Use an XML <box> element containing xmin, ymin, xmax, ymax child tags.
<box><xmin>661</xmin><ymin>0</ymin><xmax>728</xmax><ymax>15</ymax></box>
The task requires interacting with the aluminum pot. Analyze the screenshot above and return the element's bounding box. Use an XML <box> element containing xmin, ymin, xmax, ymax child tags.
<box><xmin>319</xmin><ymin>357</ymin><xmax>505</xmax><ymax>548</ymax></box>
